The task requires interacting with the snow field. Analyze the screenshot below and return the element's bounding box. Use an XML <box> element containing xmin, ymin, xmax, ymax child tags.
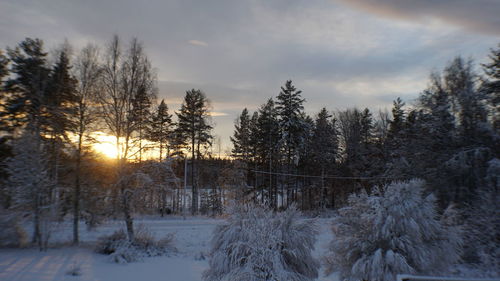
<box><xmin>0</xmin><ymin>217</ymin><xmax>338</xmax><ymax>281</ymax></box>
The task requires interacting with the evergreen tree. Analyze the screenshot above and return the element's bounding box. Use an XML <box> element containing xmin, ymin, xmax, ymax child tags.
<box><xmin>5</xmin><ymin>38</ymin><xmax>50</xmax><ymax>132</ymax></box>
<box><xmin>148</xmin><ymin>99</ymin><xmax>172</xmax><ymax>161</ymax></box>
<box><xmin>276</xmin><ymin>80</ymin><xmax>306</xmax><ymax>206</ymax></box>
<box><xmin>131</xmin><ymin>87</ymin><xmax>153</xmax><ymax>162</ymax></box>
<box><xmin>360</xmin><ymin>108</ymin><xmax>374</xmax><ymax>145</ymax></box>
<box><xmin>45</xmin><ymin>47</ymin><xmax>78</xmax><ymax>198</ymax></box>
<box><xmin>175</xmin><ymin>89</ymin><xmax>213</xmax><ymax>214</ymax></box>
<box><xmin>231</xmin><ymin>108</ymin><xmax>252</xmax><ymax>161</ymax></box>
<box><xmin>3</xmin><ymin>38</ymin><xmax>52</xmax><ymax>246</ymax></box>
<box><xmin>309</xmin><ymin>108</ymin><xmax>337</xmax><ymax>207</ymax></box>
<box><xmin>255</xmin><ymin>99</ymin><xmax>280</xmax><ymax>207</ymax></box>
<box><xmin>388</xmin><ymin>97</ymin><xmax>405</xmax><ymax>140</ymax></box>
<box><xmin>276</xmin><ymin>80</ymin><xmax>305</xmax><ymax>167</ymax></box>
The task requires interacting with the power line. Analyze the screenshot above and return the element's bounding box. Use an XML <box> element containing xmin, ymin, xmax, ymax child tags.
<box><xmin>251</xmin><ymin>170</ymin><xmax>407</xmax><ymax>180</ymax></box>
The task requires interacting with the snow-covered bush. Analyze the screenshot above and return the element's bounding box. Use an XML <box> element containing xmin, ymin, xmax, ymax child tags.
<box><xmin>203</xmin><ymin>204</ymin><xmax>319</xmax><ymax>281</ymax></box>
<box><xmin>95</xmin><ymin>225</ymin><xmax>175</xmax><ymax>263</ymax></box>
<box><xmin>0</xmin><ymin>208</ymin><xmax>28</xmax><ymax>248</ymax></box>
<box><xmin>325</xmin><ymin>179</ymin><xmax>462</xmax><ymax>281</ymax></box>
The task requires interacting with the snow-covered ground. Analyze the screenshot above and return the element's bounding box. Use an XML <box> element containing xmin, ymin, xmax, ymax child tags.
<box><xmin>0</xmin><ymin>217</ymin><xmax>339</xmax><ymax>281</ymax></box>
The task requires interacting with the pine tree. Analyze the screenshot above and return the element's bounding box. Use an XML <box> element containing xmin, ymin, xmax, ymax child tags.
<box><xmin>45</xmin><ymin>47</ymin><xmax>78</xmax><ymax>204</ymax></box>
<box><xmin>131</xmin><ymin>76</ymin><xmax>155</xmax><ymax>162</ymax></box>
<box><xmin>255</xmin><ymin>99</ymin><xmax>280</xmax><ymax>207</ymax></box>
<box><xmin>388</xmin><ymin>97</ymin><xmax>405</xmax><ymax>140</ymax></box>
<box><xmin>5</xmin><ymin>38</ymin><xmax>50</xmax><ymax>132</ymax></box>
<box><xmin>231</xmin><ymin>108</ymin><xmax>252</xmax><ymax>161</ymax></box>
<box><xmin>309</xmin><ymin>108</ymin><xmax>338</xmax><ymax>207</ymax></box>
<box><xmin>3</xmin><ymin>38</ymin><xmax>54</xmax><ymax>247</ymax></box>
<box><xmin>148</xmin><ymin>99</ymin><xmax>172</xmax><ymax>161</ymax></box>
<box><xmin>276</xmin><ymin>80</ymin><xmax>306</xmax><ymax>206</ymax></box>
<box><xmin>276</xmin><ymin>80</ymin><xmax>305</xmax><ymax>167</ymax></box>
<box><xmin>175</xmin><ymin>89</ymin><xmax>213</xmax><ymax>214</ymax></box>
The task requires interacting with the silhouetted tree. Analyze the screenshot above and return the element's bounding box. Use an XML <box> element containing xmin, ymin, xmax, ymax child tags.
<box><xmin>175</xmin><ymin>89</ymin><xmax>213</xmax><ymax>214</ymax></box>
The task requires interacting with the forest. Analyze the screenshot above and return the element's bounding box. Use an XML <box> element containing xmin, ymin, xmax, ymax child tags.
<box><xmin>0</xmin><ymin>35</ymin><xmax>498</xmax><ymax>281</ymax></box>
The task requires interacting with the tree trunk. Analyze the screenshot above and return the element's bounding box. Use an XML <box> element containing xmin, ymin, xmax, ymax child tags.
<box><xmin>122</xmin><ymin>187</ymin><xmax>134</xmax><ymax>241</ymax></box>
<box><xmin>73</xmin><ymin>133</ymin><xmax>82</xmax><ymax>245</ymax></box>
<box><xmin>191</xmin><ymin>137</ymin><xmax>197</xmax><ymax>215</ymax></box>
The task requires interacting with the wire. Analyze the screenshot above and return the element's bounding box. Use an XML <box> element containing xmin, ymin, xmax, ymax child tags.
<box><xmin>251</xmin><ymin>169</ymin><xmax>407</xmax><ymax>180</ymax></box>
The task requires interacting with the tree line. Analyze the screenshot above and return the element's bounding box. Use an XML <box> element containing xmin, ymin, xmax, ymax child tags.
<box><xmin>230</xmin><ymin>49</ymin><xmax>499</xmax><ymax>213</ymax></box>
<box><xmin>0</xmin><ymin>36</ymin><xmax>214</xmax><ymax>247</ymax></box>
<box><xmin>0</xmin><ymin>35</ymin><xmax>498</xmax><ymax>253</ymax></box>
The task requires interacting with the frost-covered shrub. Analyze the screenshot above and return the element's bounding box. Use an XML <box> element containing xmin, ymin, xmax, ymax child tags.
<box><xmin>325</xmin><ymin>179</ymin><xmax>462</xmax><ymax>281</ymax></box>
<box><xmin>95</xmin><ymin>225</ymin><xmax>175</xmax><ymax>263</ymax></box>
<box><xmin>0</xmin><ymin>208</ymin><xmax>28</xmax><ymax>248</ymax></box>
<box><xmin>95</xmin><ymin>229</ymin><xmax>127</xmax><ymax>255</ymax></box>
<box><xmin>203</xmin><ymin>204</ymin><xmax>319</xmax><ymax>281</ymax></box>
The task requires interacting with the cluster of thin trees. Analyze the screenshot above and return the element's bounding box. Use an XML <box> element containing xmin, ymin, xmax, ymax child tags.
<box><xmin>0</xmin><ymin>36</ymin><xmax>215</xmax><ymax>247</ymax></box>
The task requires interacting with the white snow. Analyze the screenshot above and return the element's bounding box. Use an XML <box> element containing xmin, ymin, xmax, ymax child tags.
<box><xmin>0</xmin><ymin>217</ymin><xmax>339</xmax><ymax>281</ymax></box>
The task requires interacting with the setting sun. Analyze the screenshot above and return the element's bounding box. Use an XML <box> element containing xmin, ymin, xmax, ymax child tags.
<box><xmin>91</xmin><ymin>132</ymin><xmax>119</xmax><ymax>159</ymax></box>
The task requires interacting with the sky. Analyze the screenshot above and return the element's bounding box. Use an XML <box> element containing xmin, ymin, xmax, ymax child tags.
<box><xmin>1</xmin><ymin>0</ymin><xmax>499</xmax><ymax>153</ymax></box>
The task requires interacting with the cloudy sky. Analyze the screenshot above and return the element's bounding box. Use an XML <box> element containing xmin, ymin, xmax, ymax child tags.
<box><xmin>1</xmin><ymin>0</ymin><xmax>499</xmax><ymax>151</ymax></box>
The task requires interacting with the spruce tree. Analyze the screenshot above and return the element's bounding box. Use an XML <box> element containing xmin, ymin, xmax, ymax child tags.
<box><xmin>231</xmin><ymin>108</ymin><xmax>252</xmax><ymax>161</ymax></box>
<box><xmin>255</xmin><ymin>99</ymin><xmax>280</xmax><ymax>207</ymax></box>
<box><xmin>131</xmin><ymin>85</ymin><xmax>154</xmax><ymax>162</ymax></box>
<box><xmin>46</xmin><ymin>47</ymin><xmax>78</xmax><ymax>192</ymax></box>
<box><xmin>389</xmin><ymin>97</ymin><xmax>405</xmax><ymax>134</ymax></box>
<box><xmin>276</xmin><ymin>80</ymin><xmax>305</xmax><ymax>166</ymax></box>
<box><xmin>148</xmin><ymin>99</ymin><xmax>172</xmax><ymax>161</ymax></box>
<box><xmin>309</xmin><ymin>108</ymin><xmax>338</xmax><ymax>207</ymax></box>
<box><xmin>276</xmin><ymin>80</ymin><xmax>305</xmax><ymax>206</ymax></box>
<box><xmin>5</xmin><ymin>38</ymin><xmax>50</xmax><ymax>132</ymax></box>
